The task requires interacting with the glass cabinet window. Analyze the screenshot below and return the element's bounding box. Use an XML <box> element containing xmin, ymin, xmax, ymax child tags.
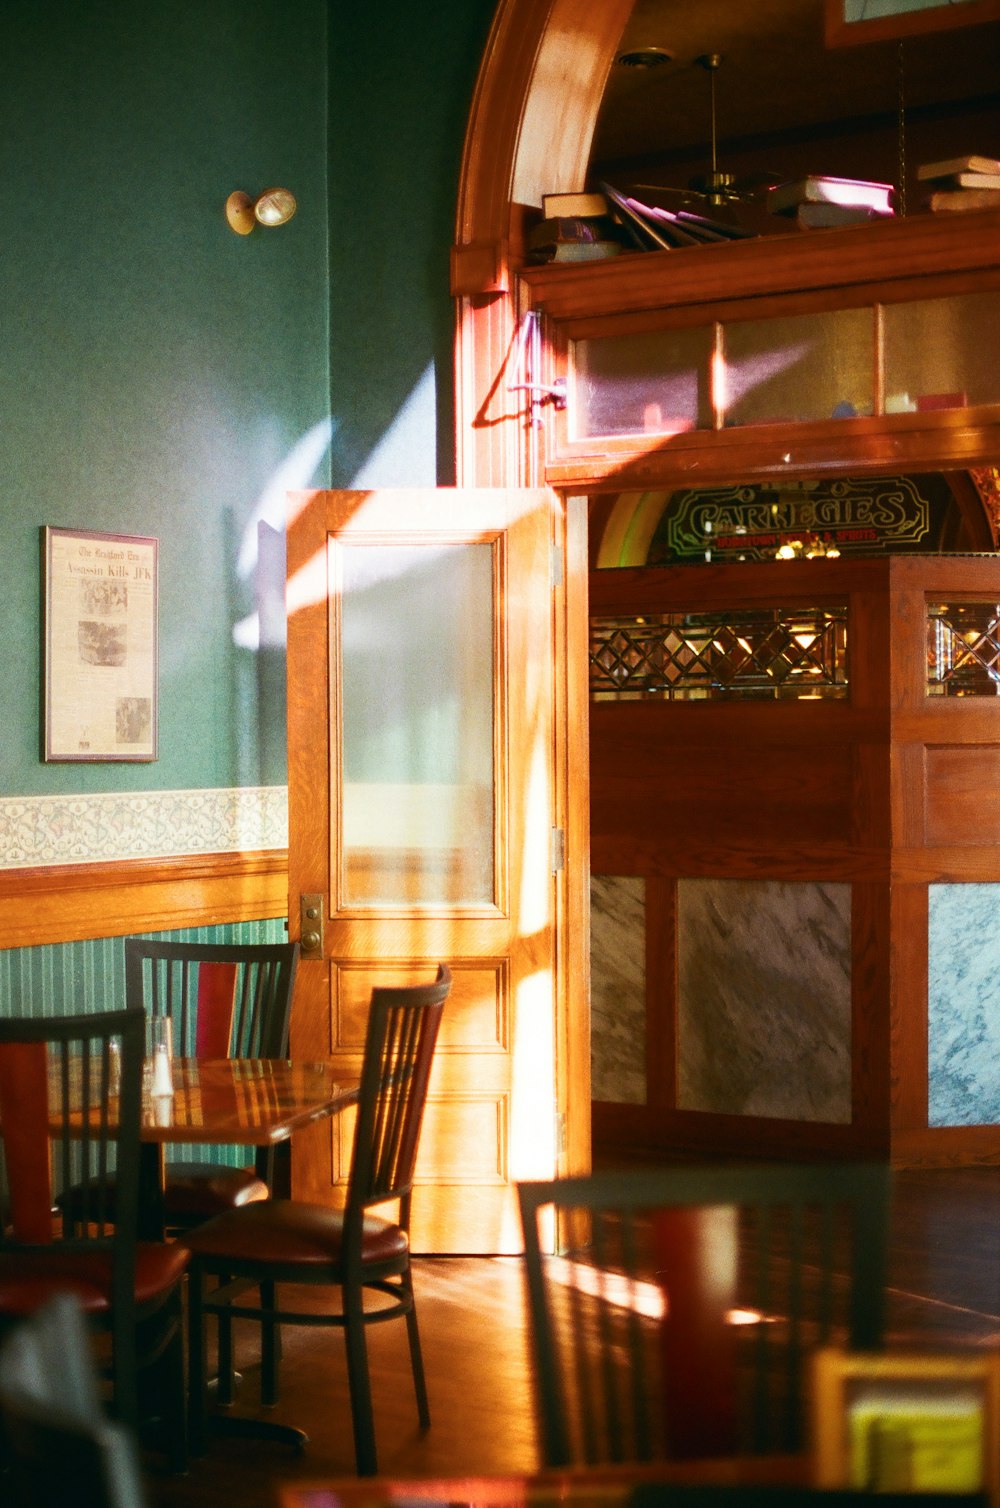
<box><xmin>570</xmin><ymin>309</ymin><xmax>874</xmax><ymax>439</ymax></box>
<box><xmin>565</xmin><ymin>292</ymin><xmax>1000</xmax><ymax>446</ymax></box>
<box><xmin>927</xmin><ymin>599</ymin><xmax>1000</xmax><ymax>696</ymax></box>
<box><xmin>884</xmin><ymin>292</ymin><xmax>1000</xmax><ymax>415</ymax></box>
<box><xmin>721</xmin><ymin>307</ymin><xmax>873</xmax><ymax>426</ymax></box>
<box><xmin>572</xmin><ymin>326</ymin><xmax>714</xmax><ymax>438</ymax></box>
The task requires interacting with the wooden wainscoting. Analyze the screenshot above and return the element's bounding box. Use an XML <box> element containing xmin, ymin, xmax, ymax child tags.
<box><xmin>0</xmin><ymin>849</ymin><xmax>288</xmax><ymax>951</ymax></box>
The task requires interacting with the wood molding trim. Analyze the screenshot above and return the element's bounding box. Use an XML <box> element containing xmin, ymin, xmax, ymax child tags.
<box><xmin>452</xmin><ymin>0</ymin><xmax>631</xmax><ymax>486</ymax></box>
<box><xmin>453</xmin><ymin>0</ymin><xmax>630</xmax><ymax>295</ymax></box>
<box><xmin>0</xmin><ymin>849</ymin><xmax>289</xmax><ymax>951</ymax></box>
<box><xmin>592</xmin><ymin>1102</ymin><xmax>888</xmax><ymax>1161</ymax></box>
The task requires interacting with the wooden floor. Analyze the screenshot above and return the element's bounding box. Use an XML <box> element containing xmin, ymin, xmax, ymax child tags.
<box><xmin>146</xmin><ymin>1166</ymin><xmax>1000</xmax><ymax>1508</ymax></box>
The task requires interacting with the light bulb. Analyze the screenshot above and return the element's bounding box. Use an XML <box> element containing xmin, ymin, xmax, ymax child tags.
<box><xmin>255</xmin><ymin>187</ymin><xmax>297</xmax><ymax>227</ymax></box>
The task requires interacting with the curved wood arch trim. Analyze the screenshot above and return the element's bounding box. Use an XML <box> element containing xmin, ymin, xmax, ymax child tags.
<box><xmin>453</xmin><ymin>0</ymin><xmax>631</xmax><ymax>298</ymax></box>
<box><xmin>453</xmin><ymin>0</ymin><xmax>630</xmax><ymax>485</ymax></box>
<box><xmin>0</xmin><ymin>849</ymin><xmax>288</xmax><ymax>951</ymax></box>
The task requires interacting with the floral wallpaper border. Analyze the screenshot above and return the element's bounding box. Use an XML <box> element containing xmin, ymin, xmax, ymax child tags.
<box><xmin>0</xmin><ymin>787</ymin><xmax>288</xmax><ymax>868</ymax></box>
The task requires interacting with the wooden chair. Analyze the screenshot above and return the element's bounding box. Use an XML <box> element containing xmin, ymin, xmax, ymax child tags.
<box><xmin>126</xmin><ymin>938</ymin><xmax>300</xmax><ymax>1227</ymax></box>
<box><xmin>61</xmin><ymin>939</ymin><xmax>300</xmax><ymax>1234</ymax></box>
<box><xmin>0</xmin><ymin>1007</ymin><xmax>188</xmax><ymax>1472</ymax></box>
<box><xmin>0</xmin><ymin>1292</ymin><xmax>148</xmax><ymax>1508</ymax></box>
<box><xmin>182</xmin><ymin>964</ymin><xmax>451</xmax><ymax>1475</ymax></box>
<box><xmin>517</xmin><ymin>1161</ymin><xmax>890</xmax><ymax>1468</ymax></box>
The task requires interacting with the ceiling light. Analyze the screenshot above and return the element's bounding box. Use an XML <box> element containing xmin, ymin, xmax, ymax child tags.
<box><xmin>225</xmin><ymin>188</ymin><xmax>297</xmax><ymax>235</ymax></box>
<box><xmin>616</xmin><ymin>46</ymin><xmax>674</xmax><ymax>68</ymax></box>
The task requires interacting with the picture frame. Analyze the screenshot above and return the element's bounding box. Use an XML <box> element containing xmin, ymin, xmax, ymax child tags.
<box><xmin>42</xmin><ymin>526</ymin><xmax>159</xmax><ymax>762</ymax></box>
<box><xmin>812</xmin><ymin>1346</ymin><xmax>1000</xmax><ymax>1504</ymax></box>
<box><xmin>824</xmin><ymin>0</ymin><xmax>1000</xmax><ymax>48</ymax></box>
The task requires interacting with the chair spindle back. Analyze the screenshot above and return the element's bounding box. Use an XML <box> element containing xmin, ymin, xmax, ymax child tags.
<box><xmin>518</xmin><ymin>1162</ymin><xmax>890</xmax><ymax>1468</ymax></box>
<box><xmin>348</xmin><ymin>965</ymin><xmax>450</xmax><ymax>1214</ymax></box>
<box><xmin>124</xmin><ymin>939</ymin><xmax>298</xmax><ymax>1060</ymax></box>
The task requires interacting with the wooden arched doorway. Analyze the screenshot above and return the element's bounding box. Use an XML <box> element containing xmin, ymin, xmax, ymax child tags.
<box><xmin>448</xmin><ymin>5</ymin><xmax>1000</xmax><ymax>1171</ymax></box>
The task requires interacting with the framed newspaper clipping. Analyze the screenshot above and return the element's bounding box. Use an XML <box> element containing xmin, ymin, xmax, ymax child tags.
<box><xmin>43</xmin><ymin>526</ymin><xmax>158</xmax><ymax>762</ymax></box>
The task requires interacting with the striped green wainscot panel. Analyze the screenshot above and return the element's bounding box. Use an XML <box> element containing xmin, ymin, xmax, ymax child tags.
<box><xmin>0</xmin><ymin>917</ymin><xmax>290</xmax><ymax>1170</ymax></box>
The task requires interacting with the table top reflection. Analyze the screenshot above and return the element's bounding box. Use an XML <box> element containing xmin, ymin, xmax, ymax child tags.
<box><xmin>139</xmin><ymin>1058</ymin><xmax>358</xmax><ymax>1144</ymax></box>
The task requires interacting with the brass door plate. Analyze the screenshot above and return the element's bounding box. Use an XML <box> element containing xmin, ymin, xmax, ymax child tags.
<box><xmin>299</xmin><ymin>894</ymin><xmax>325</xmax><ymax>959</ymax></box>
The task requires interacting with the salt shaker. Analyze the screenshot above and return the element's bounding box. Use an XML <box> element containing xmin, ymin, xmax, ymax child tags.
<box><xmin>151</xmin><ymin>1042</ymin><xmax>174</xmax><ymax>1098</ymax></box>
<box><xmin>108</xmin><ymin>1039</ymin><xmax>121</xmax><ymax>1097</ymax></box>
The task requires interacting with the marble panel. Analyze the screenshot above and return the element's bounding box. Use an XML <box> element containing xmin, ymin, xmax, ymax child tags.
<box><xmin>677</xmin><ymin>878</ymin><xmax>851</xmax><ymax>1122</ymax></box>
<box><xmin>591</xmin><ymin>874</ymin><xmax>646</xmax><ymax>1104</ymax></box>
<box><xmin>929</xmin><ymin>883</ymin><xmax>1000</xmax><ymax>1127</ymax></box>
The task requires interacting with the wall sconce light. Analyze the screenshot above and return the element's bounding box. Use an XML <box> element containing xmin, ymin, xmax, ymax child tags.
<box><xmin>225</xmin><ymin>188</ymin><xmax>297</xmax><ymax>235</ymax></box>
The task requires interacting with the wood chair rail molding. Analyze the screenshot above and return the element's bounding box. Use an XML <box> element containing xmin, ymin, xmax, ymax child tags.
<box><xmin>0</xmin><ymin>849</ymin><xmax>288</xmax><ymax>952</ymax></box>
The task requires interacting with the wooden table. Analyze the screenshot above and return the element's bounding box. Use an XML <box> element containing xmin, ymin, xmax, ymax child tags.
<box><xmin>137</xmin><ymin>1057</ymin><xmax>358</xmax><ymax>1239</ymax></box>
<box><xmin>277</xmin><ymin>1464</ymin><xmax>994</xmax><ymax>1508</ymax></box>
<box><xmin>277</xmin><ymin>1461</ymin><xmax>809</xmax><ymax>1508</ymax></box>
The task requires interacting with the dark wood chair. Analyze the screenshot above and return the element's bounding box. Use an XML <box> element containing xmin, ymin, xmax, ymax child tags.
<box><xmin>0</xmin><ymin>1292</ymin><xmax>149</xmax><ymax>1508</ymax></box>
<box><xmin>61</xmin><ymin>938</ymin><xmax>300</xmax><ymax>1236</ymax></box>
<box><xmin>182</xmin><ymin>963</ymin><xmax>451</xmax><ymax>1475</ymax></box>
<box><xmin>517</xmin><ymin>1161</ymin><xmax>890</xmax><ymax>1468</ymax></box>
<box><xmin>0</xmin><ymin>1006</ymin><xmax>188</xmax><ymax>1472</ymax></box>
<box><xmin>126</xmin><ymin>937</ymin><xmax>300</xmax><ymax>1228</ymax></box>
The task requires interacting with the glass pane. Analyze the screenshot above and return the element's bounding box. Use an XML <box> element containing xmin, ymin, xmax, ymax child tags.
<box><xmin>590</xmin><ymin>606</ymin><xmax>849</xmax><ymax>701</ymax></box>
<box><xmin>571</xmin><ymin>326</ymin><xmax>714</xmax><ymax>438</ymax></box>
<box><xmin>722</xmin><ymin>307</ymin><xmax>873</xmax><ymax>426</ymax></box>
<box><xmin>339</xmin><ymin>542</ymin><xmax>494</xmax><ymax>907</ymax></box>
<box><xmin>884</xmin><ymin>292</ymin><xmax>1000</xmax><ymax>413</ymax></box>
<box><xmin>927</xmin><ymin>600</ymin><xmax>1000</xmax><ymax>696</ymax></box>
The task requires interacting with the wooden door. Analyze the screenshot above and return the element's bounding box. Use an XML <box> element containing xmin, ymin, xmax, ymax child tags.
<box><xmin>285</xmin><ymin>487</ymin><xmax>589</xmax><ymax>1253</ymax></box>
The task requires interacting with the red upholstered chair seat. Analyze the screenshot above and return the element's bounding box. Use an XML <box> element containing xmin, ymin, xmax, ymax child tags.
<box><xmin>0</xmin><ymin>1007</ymin><xmax>189</xmax><ymax>1473</ymax></box>
<box><xmin>161</xmin><ymin>1164</ymin><xmax>269</xmax><ymax>1219</ymax></box>
<box><xmin>0</xmin><ymin>1242</ymin><xmax>190</xmax><ymax>1315</ymax></box>
<box><xmin>183</xmin><ymin>1200</ymin><xmax>408</xmax><ymax>1268</ymax></box>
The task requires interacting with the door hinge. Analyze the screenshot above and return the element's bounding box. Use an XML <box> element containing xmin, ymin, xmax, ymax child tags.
<box><xmin>551</xmin><ymin>827</ymin><xmax>565</xmax><ymax>874</ymax></box>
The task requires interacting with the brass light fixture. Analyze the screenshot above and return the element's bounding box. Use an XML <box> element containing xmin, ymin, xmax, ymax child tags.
<box><xmin>225</xmin><ymin>187</ymin><xmax>297</xmax><ymax>235</ymax></box>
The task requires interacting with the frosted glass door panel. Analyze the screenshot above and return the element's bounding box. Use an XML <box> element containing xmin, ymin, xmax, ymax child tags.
<box><xmin>572</xmin><ymin>326</ymin><xmax>714</xmax><ymax>437</ymax></box>
<box><xmin>339</xmin><ymin>541</ymin><xmax>495</xmax><ymax>907</ymax></box>
<box><xmin>722</xmin><ymin>308</ymin><xmax>873</xmax><ymax>426</ymax></box>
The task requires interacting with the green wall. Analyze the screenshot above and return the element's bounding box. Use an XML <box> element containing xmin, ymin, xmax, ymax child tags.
<box><xmin>326</xmin><ymin>2</ymin><xmax>494</xmax><ymax>489</ymax></box>
<box><xmin>0</xmin><ymin>0</ymin><xmax>495</xmax><ymax>805</ymax></box>
<box><xmin>0</xmin><ymin>1</ymin><xmax>497</xmax><ymax>1005</ymax></box>
<box><xmin>1</xmin><ymin>0</ymin><xmax>331</xmax><ymax>797</ymax></box>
